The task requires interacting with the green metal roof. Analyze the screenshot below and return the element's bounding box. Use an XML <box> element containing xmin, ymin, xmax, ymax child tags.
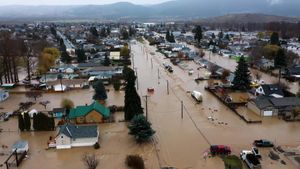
<box><xmin>69</xmin><ymin>102</ymin><xmax>110</xmax><ymax>119</ymax></box>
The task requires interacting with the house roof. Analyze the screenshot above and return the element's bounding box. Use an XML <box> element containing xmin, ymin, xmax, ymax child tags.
<box><xmin>52</xmin><ymin>108</ymin><xmax>66</xmax><ymax>113</ymax></box>
<box><xmin>58</xmin><ymin>123</ymin><xmax>98</xmax><ymax>139</ymax></box>
<box><xmin>269</xmin><ymin>97</ymin><xmax>300</xmax><ymax>107</ymax></box>
<box><xmin>253</xmin><ymin>96</ymin><xmax>300</xmax><ymax>109</ymax></box>
<box><xmin>261</xmin><ymin>84</ymin><xmax>284</xmax><ymax>97</ymax></box>
<box><xmin>253</xmin><ymin>96</ymin><xmax>273</xmax><ymax>109</ymax></box>
<box><xmin>69</xmin><ymin>101</ymin><xmax>110</xmax><ymax>119</ymax></box>
<box><xmin>47</xmin><ymin>79</ymin><xmax>87</xmax><ymax>86</ymax></box>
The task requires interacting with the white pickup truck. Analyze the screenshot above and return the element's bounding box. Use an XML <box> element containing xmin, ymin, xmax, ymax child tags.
<box><xmin>240</xmin><ymin>150</ymin><xmax>261</xmax><ymax>169</ymax></box>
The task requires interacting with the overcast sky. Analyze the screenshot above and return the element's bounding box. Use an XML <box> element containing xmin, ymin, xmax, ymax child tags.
<box><xmin>0</xmin><ymin>0</ymin><xmax>172</xmax><ymax>6</ymax></box>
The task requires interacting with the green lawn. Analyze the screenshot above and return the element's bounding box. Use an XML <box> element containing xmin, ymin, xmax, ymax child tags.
<box><xmin>231</xmin><ymin>56</ymin><xmax>249</xmax><ymax>62</ymax></box>
<box><xmin>222</xmin><ymin>155</ymin><xmax>243</xmax><ymax>169</ymax></box>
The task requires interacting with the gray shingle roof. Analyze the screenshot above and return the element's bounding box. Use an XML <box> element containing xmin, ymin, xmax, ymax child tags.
<box><xmin>269</xmin><ymin>97</ymin><xmax>300</xmax><ymax>107</ymax></box>
<box><xmin>253</xmin><ymin>96</ymin><xmax>273</xmax><ymax>109</ymax></box>
<box><xmin>59</xmin><ymin>123</ymin><xmax>98</xmax><ymax>139</ymax></box>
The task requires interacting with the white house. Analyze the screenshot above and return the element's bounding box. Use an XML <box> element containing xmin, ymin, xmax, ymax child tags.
<box><xmin>55</xmin><ymin>123</ymin><xmax>99</xmax><ymax>149</ymax></box>
<box><xmin>109</xmin><ymin>51</ymin><xmax>121</xmax><ymax>60</ymax></box>
<box><xmin>0</xmin><ymin>90</ymin><xmax>9</xmax><ymax>102</ymax></box>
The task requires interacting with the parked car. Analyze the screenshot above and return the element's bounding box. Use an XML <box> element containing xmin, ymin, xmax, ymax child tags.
<box><xmin>188</xmin><ymin>69</ymin><xmax>194</xmax><ymax>75</ymax></box>
<box><xmin>210</xmin><ymin>145</ymin><xmax>231</xmax><ymax>155</ymax></box>
<box><xmin>254</xmin><ymin>139</ymin><xmax>274</xmax><ymax>147</ymax></box>
<box><xmin>252</xmin><ymin>147</ymin><xmax>261</xmax><ymax>158</ymax></box>
<box><xmin>240</xmin><ymin>150</ymin><xmax>261</xmax><ymax>169</ymax></box>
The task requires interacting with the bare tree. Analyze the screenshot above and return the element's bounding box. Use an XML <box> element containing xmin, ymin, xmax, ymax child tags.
<box><xmin>25</xmin><ymin>91</ymin><xmax>43</xmax><ymax>101</ymax></box>
<box><xmin>82</xmin><ymin>153</ymin><xmax>99</xmax><ymax>169</ymax></box>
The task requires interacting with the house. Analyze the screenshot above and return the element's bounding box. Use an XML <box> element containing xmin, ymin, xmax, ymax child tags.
<box><xmin>255</xmin><ymin>84</ymin><xmax>284</xmax><ymax>98</ymax></box>
<box><xmin>0</xmin><ymin>90</ymin><xmax>9</xmax><ymax>102</ymax></box>
<box><xmin>50</xmin><ymin>108</ymin><xmax>66</xmax><ymax>118</ymax></box>
<box><xmin>81</xmin><ymin>66</ymin><xmax>123</xmax><ymax>79</ymax></box>
<box><xmin>255</xmin><ymin>58</ymin><xmax>274</xmax><ymax>70</ymax></box>
<box><xmin>247</xmin><ymin>96</ymin><xmax>300</xmax><ymax>117</ymax></box>
<box><xmin>284</xmin><ymin>64</ymin><xmax>300</xmax><ymax>80</ymax></box>
<box><xmin>46</xmin><ymin>79</ymin><xmax>88</xmax><ymax>92</ymax></box>
<box><xmin>55</xmin><ymin>123</ymin><xmax>99</xmax><ymax>149</ymax></box>
<box><xmin>11</xmin><ymin>140</ymin><xmax>29</xmax><ymax>153</ymax></box>
<box><xmin>68</xmin><ymin>102</ymin><xmax>110</xmax><ymax>124</ymax></box>
<box><xmin>109</xmin><ymin>51</ymin><xmax>121</xmax><ymax>60</ymax></box>
<box><xmin>50</xmin><ymin>65</ymin><xmax>78</xmax><ymax>74</ymax></box>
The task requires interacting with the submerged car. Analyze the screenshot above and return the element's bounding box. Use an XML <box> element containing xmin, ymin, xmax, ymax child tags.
<box><xmin>191</xmin><ymin>91</ymin><xmax>203</xmax><ymax>102</ymax></box>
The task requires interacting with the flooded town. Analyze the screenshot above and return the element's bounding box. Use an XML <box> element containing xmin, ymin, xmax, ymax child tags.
<box><xmin>1</xmin><ymin>1</ymin><xmax>300</xmax><ymax>169</ymax></box>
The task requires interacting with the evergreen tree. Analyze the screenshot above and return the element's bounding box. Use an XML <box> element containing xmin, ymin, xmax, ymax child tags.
<box><xmin>225</xmin><ymin>34</ymin><xmax>230</xmax><ymax>41</ymax></box>
<box><xmin>100</xmin><ymin>27</ymin><xmax>107</xmax><ymax>38</ymax></box>
<box><xmin>33</xmin><ymin>113</ymin><xmax>54</xmax><ymax>131</ymax></box>
<box><xmin>166</xmin><ymin>30</ymin><xmax>170</xmax><ymax>42</ymax></box>
<box><xmin>270</xmin><ymin>32</ymin><xmax>280</xmax><ymax>45</ymax></box>
<box><xmin>232</xmin><ymin>56</ymin><xmax>251</xmax><ymax>91</ymax></box>
<box><xmin>90</xmin><ymin>27</ymin><xmax>98</xmax><ymax>37</ymax></box>
<box><xmin>50</xmin><ymin>27</ymin><xmax>57</xmax><ymax>36</ymax></box>
<box><xmin>121</xmin><ymin>28</ymin><xmax>129</xmax><ymax>40</ymax></box>
<box><xmin>211</xmin><ymin>33</ymin><xmax>216</xmax><ymax>39</ymax></box>
<box><xmin>33</xmin><ymin>113</ymin><xmax>38</xmax><ymax>130</ymax></box>
<box><xmin>194</xmin><ymin>25</ymin><xmax>203</xmax><ymax>43</ymax></box>
<box><xmin>76</xmin><ymin>48</ymin><xmax>86</xmax><ymax>63</ymax></box>
<box><xmin>61</xmin><ymin>51</ymin><xmax>72</xmax><ymax>63</ymax></box>
<box><xmin>218</xmin><ymin>31</ymin><xmax>224</xmax><ymax>39</ymax></box>
<box><xmin>103</xmin><ymin>55</ymin><xmax>111</xmax><ymax>66</ymax></box>
<box><xmin>106</xmin><ymin>27</ymin><xmax>111</xmax><ymax>36</ymax></box>
<box><xmin>128</xmin><ymin>114</ymin><xmax>155</xmax><ymax>142</ymax></box>
<box><xmin>92</xmin><ymin>80</ymin><xmax>107</xmax><ymax>101</ymax></box>
<box><xmin>123</xmin><ymin>67</ymin><xmax>144</xmax><ymax>121</ymax></box>
<box><xmin>24</xmin><ymin>112</ymin><xmax>31</xmax><ymax>131</ymax></box>
<box><xmin>169</xmin><ymin>32</ymin><xmax>175</xmax><ymax>43</ymax></box>
<box><xmin>50</xmin><ymin>117</ymin><xmax>55</xmax><ymax>131</ymax></box>
<box><xmin>129</xmin><ymin>27</ymin><xmax>136</xmax><ymax>37</ymax></box>
<box><xmin>18</xmin><ymin>113</ymin><xmax>25</xmax><ymax>131</ymax></box>
<box><xmin>274</xmin><ymin>48</ymin><xmax>287</xmax><ymax>68</ymax></box>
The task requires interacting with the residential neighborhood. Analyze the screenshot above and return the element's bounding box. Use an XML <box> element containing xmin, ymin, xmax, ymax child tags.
<box><xmin>1</xmin><ymin>1</ymin><xmax>300</xmax><ymax>169</ymax></box>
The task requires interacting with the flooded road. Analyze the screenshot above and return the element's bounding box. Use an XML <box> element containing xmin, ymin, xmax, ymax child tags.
<box><xmin>0</xmin><ymin>40</ymin><xmax>300</xmax><ymax>169</ymax></box>
<box><xmin>132</xmin><ymin>41</ymin><xmax>300</xmax><ymax>168</ymax></box>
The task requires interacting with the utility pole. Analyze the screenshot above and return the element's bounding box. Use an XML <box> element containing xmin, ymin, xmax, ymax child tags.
<box><xmin>181</xmin><ymin>101</ymin><xmax>183</xmax><ymax>119</ymax></box>
<box><xmin>158</xmin><ymin>68</ymin><xmax>160</xmax><ymax>84</ymax></box>
<box><xmin>143</xmin><ymin>95</ymin><xmax>149</xmax><ymax>121</ymax></box>
<box><xmin>132</xmin><ymin>53</ymin><xmax>135</xmax><ymax>69</ymax></box>
<box><xmin>167</xmin><ymin>80</ymin><xmax>169</xmax><ymax>95</ymax></box>
<box><xmin>134</xmin><ymin>68</ymin><xmax>139</xmax><ymax>90</ymax></box>
<box><xmin>151</xmin><ymin>58</ymin><xmax>153</xmax><ymax>69</ymax></box>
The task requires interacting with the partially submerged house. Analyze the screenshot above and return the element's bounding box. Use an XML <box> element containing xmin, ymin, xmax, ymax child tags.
<box><xmin>255</xmin><ymin>84</ymin><xmax>284</xmax><ymax>98</ymax></box>
<box><xmin>68</xmin><ymin>102</ymin><xmax>110</xmax><ymax>124</ymax></box>
<box><xmin>46</xmin><ymin>79</ymin><xmax>88</xmax><ymax>92</ymax></box>
<box><xmin>247</xmin><ymin>96</ymin><xmax>300</xmax><ymax>117</ymax></box>
<box><xmin>55</xmin><ymin>123</ymin><xmax>99</xmax><ymax>149</ymax></box>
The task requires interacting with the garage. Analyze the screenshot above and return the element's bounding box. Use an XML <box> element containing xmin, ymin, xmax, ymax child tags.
<box><xmin>263</xmin><ymin>110</ymin><xmax>273</xmax><ymax>116</ymax></box>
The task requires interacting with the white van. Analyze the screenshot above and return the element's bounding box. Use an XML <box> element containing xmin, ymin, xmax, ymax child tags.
<box><xmin>191</xmin><ymin>91</ymin><xmax>203</xmax><ymax>102</ymax></box>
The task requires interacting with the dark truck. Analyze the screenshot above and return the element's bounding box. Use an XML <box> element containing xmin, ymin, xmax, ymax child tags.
<box><xmin>210</xmin><ymin>145</ymin><xmax>231</xmax><ymax>155</ymax></box>
<box><xmin>254</xmin><ymin>139</ymin><xmax>274</xmax><ymax>147</ymax></box>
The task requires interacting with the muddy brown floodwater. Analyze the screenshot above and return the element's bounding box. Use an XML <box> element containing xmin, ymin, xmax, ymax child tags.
<box><xmin>0</xmin><ymin>41</ymin><xmax>299</xmax><ymax>169</ymax></box>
